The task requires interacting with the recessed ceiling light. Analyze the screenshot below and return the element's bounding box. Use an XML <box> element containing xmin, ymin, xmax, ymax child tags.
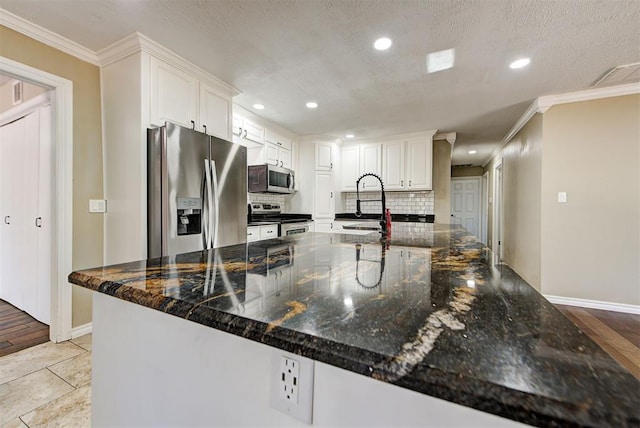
<box><xmin>426</xmin><ymin>48</ymin><xmax>455</xmax><ymax>73</ymax></box>
<box><xmin>306</xmin><ymin>102</ymin><xmax>318</xmax><ymax>109</ymax></box>
<box><xmin>374</xmin><ymin>37</ymin><xmax>392</xmax><ymax>51</ymax></box>
<box><xmin>253</xmin><ymin>103</ymin><xmax>265</xmax><ymax>110</ymax></box>
<box><xmin>345</xmin><ymin>134</ymin><xmax>354</xmax><ymax>139</ymax></box>
<box><xmin>468</xmin><ymin>150</ymin><xmax>477</xmax><ymax>154</ymax></box>
<box><xmin>509</xmin><ymin>58</ymin><xmax>530</xmax><ymax>69</ymax></box>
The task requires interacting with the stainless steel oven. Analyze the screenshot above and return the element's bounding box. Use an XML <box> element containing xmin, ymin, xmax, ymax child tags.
<box><xmin>280</xmin><ymin>221</ymin><xmax>310</xmax><ymax>236</ymax></box>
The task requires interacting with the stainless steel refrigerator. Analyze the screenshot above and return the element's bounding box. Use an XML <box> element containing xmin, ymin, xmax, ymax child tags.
<box><xmin>147</xmin><ymin>122</ymin><xmax>247</xmax><ymax>258</ymax></box>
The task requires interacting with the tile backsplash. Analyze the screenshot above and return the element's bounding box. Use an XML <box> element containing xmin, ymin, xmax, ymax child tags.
<box><xmin>344</xmin><ymin>191</ymin><xmax>434</xmax><ymax>215</ymax></box>
<box><xmin>248</xmin><ymin>193</ymin><xmax>288</xmax><ymax>211</ymax></box>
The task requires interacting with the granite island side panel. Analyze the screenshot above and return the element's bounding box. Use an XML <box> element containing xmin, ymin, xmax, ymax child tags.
<box><xmin>69</xmin><ymin>225</ymin><xmax>640</xmax><ymax>427</ymax></box>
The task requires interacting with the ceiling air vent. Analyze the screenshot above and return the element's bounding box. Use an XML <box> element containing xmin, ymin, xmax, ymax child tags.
<box><xmin>593</xmin><ymin>62</ymin><xmax>640</xmax><ymax>87</ymax></box>
<box><xmin>452</xmin><ymin>164</ymin><xmax>473</xmax><ymax>168</ymax></box>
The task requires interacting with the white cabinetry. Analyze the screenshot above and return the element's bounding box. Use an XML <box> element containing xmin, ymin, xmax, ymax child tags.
<box><xmin>340</xmin><ymin>145</ymin><xmax>360</xmax><ymax>192</ymax></box>
<box><xmin>406</xmin><ymin>139</ymin><xmax>433</xmax><ymax>190</ymax></box>
<box><xmin>247</xmin><ymin>224</ymin><xmax>278</xmax><ymax>242</ymax></box>
<box><xmin>382</xmin><ymin>140</ymin><xmax>405</xmax><ymax>190</ymax></box>
<box><xmin>382</xmin><ymin>138</ymin><xmax>433</xmax><ymax>191</ymax></box>
<box><xmin>100</xmin><ymin>35</ymin><xmax>238</xmax><ymax>264</ymax></box>
<box><xmin>233</xmin><ymin>114</ymin><xmax>264</xmax><ymax>146</ymax></box>
<box><xmin>265</xmin><ymin>129</ymin><xmax>292</xmax><ymax>169</ymax></box>
<box><xmin>340</xmin><ymin>143</ymin><xmax>382</xmax><ymax>192</ymax></box>
<box><xmin>314</xmin><ymin>171</ymin><xmax>334</xmax><ymax>219</ymax></box>
<box><xmin>149</xmin><ymin>56</ymin><xmax>232</xmax><ymax>139</ymax></box>
<box><xmin>315</xmin><ymin>142</ymin><xmax>334</xmax><ymax>171</ymax></box>
<box><xmin>359</xmin><ymin>143</ymin><xmax>382</xmax><ymax>190</ymax></box>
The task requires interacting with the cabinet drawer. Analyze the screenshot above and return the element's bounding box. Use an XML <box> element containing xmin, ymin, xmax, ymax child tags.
<box><xmin>260</xmin><ymin>224</ymin><xmax>278</xmax><ymax>239</ymax></box>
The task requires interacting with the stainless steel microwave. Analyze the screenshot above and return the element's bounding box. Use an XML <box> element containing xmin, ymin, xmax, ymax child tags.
<box><xmin>248</xmin><ymin>164</ymin><xmax>295</xmax><ymax>194</ymax></box>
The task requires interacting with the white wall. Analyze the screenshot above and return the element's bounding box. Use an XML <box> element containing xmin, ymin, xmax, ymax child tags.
<box><xmin>541</xmin><ymin>94</ymin><xmax>640</xmax><ymax>305</ymax></box>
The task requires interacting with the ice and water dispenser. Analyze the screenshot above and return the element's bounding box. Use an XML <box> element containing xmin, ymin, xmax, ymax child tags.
<box><xmin>176</xmin><ymin>197</ymin><xmax>202</xmax><ymax>236</ymax></box>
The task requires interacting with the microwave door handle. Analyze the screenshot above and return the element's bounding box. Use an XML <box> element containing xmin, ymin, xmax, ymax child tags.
<box><xmin>210</xmin><ymin>160</ymin><xmax>220</xmax><ymax>249</ymax></box>
<box><xmin>289</xmin><ymin>172</ymin><xmax>294</xmax><ymax>192</ymax></box>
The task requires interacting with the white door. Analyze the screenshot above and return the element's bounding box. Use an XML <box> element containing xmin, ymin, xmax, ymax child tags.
<box><xmin>493</xmin><ymin>163</ymin><xmax>503</xmax><ymax>258</ymax></box>
<box><xmin>341</xmin><ymin>145</ymin><xmax>359</xmax><ymax>191</ymax></box>
<box><xmin>451</xmin><ymin>177</ymin><xmax>481</xmax><ymax>238</ymax></box>
<box><xmin>0</xmin><ymin>106</ymin><xmax>52</xmax><ymax>324</ymax></box>
<box><xmin>359</xmin><ymin>143</ymin><xmax>381</xmax><ymax>190</ymax></box>
<box><xmin>406</xmin><ymin>139</ymin><xmax>432</xmax><ymax>190</ymax></box>
<box><xmin>315</xmin><ymin>142</ymin><xmax>333</xmax><ymax>171</ymax></box>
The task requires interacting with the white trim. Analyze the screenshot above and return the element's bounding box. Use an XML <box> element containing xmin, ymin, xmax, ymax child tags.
<box><xmin>545</xmin><ymin>295</ymin><xmax>640</xmax><ymax>315</ymax></box>
<box><xmin>0</xmin><ymin>92</ymin><xmax>50</xmax><ymax>125</ymax></box>
<box><xmin>434</xmin><ymin>132</ymin><xmax>456</xmax><ymax>144</ymax></box>
<box><xmin>71</xmin><ymin>322</ymin><xmax>92</xmax><ymax>339</ymax></box>
<box><xmin>0</xmin><ymin>55</ymin><xmax>74</xmax><ymax>343</ymax></box>
<box><xmin>97</xmin><ymin>32</ymin><xmax>240</xmax><ymax>97</ymax></box>
<box><xmin>483</xmin><ymin>82</ymin><xmax>640</xmax><ymax>168</ymax></box>
<box><xmin>0</xmin><ymin>8</ymin><xmax>99</xmax><ymax>65</ymax></box>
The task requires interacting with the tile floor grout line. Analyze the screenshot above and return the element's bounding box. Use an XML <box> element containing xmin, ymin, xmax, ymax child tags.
<box><xmin>19</xmin><ymin>415</ymin><xmax>31</xmax><ymax>428</ymax></box>
<box><xmin>46</xmin><ymin>366</ymin><xmax>78</xmax><ymax>390</ymax></box>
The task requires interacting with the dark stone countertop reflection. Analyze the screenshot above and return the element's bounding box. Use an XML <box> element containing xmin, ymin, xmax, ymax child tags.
<box><xmin>69</xmin><ymin>225</ymin><xmax>640</xmax><ymax>427</ymax></box>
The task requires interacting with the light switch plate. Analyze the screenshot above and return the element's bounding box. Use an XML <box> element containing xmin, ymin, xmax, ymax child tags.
<box><xmin>89</xmin><ymin>199</ymin><xmax>107</xmax><ymax>213</ymax></box>
<box><xmin>557</xmin><ymin>192</ymin><xmax>567</xmax><ymax>203</ymax></box>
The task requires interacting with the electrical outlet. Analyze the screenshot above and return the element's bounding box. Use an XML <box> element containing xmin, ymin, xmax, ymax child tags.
<box><xmin>280</xmin><ymin>357</ymin><xmax>299</xmax><ymax>403</ymax></box>
<box><xmin>270</xmin><ymin>350</ymin><xmax>314</xmax><ymax>424</ymax></box>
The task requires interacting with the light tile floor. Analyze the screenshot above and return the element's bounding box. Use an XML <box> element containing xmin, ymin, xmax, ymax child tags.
<box><xmin>0</xmin><ymin>335</ymin><xmax>92</xmax><ymax>428</ymax></box>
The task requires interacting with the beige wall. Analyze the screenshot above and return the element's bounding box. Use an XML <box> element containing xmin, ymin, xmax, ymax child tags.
<box><xmin>0</xmin><ymin>79</ymin><xmax>48</xmax><ymax>114</ymax></box>
<box><xmin>541</xmin><ymin>95</ymin><xmax>640</xmax><ymax>305</ymax></box>
<box><xmin>485</xmin><ymin>115</ymin><xmax>543</xmax><ymax>289</ymax></box>
<box><xmin>433</xmin><ymin>140</ymin><xmax>452</xmax><ymax>223</ymax></box>
<box><xmin>451</xmin><ymin>166</ymin><xmax>483</xmax><ymax>177</ymax></box>
<box><xmin>0</xmin><ymin>25</ymin><xmax>104</xmax><ymax>326</ymax></box>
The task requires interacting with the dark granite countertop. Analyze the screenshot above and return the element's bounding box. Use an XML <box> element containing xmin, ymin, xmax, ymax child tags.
<box><xmin>335</xmin><ymin>212</ymin><xmax>435</xmax><ymax>223</ymax></box>
<box><xmin>69</xmin><ymin>225</ymin><xmax>640</xmax><ymax>427</ymax></box>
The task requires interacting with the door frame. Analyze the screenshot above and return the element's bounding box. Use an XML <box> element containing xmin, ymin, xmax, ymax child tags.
<box><xmin>0</xmin><ymin>56</ymin><xmax>73</xmax><ymax>342</ymax></box>
<box><xmin>492</xmin><ymin>160</ymin><xmax>503</xmax><ymax>259</ymax></box>
<box><xmin>450</xmin><ymin>176</ymin><xmax>481</xmax><ymax>237</ymax></box>
<box><xmin>480</xmin><ymin>172</ymin><xmax>489</xmax><ymax>245</ymax></box>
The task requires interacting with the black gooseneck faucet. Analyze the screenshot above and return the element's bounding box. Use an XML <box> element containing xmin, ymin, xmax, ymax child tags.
<box><xmin>355</xmin><ymin>173</ymin><xmax>387</xmax><ymax>237</ymax></box>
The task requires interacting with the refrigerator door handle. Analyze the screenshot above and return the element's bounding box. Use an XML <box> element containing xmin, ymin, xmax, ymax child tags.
<box><xmin>203</xmin><ymin>158</ymin><xmax>214</xmax><ymax>249</ymax></box>
<box><xmin>210</xmin><ymin>160</ymin><xmax>220</xmax><ymax>249</ymax></box>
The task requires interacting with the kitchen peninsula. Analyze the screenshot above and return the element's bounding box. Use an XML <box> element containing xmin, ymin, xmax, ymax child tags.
<box><xmin>69</xmin><ymin>225</ymin><xmax>640</xmax><ymax>427</ymax></box>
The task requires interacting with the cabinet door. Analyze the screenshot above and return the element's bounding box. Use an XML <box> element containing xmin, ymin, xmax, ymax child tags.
<box><xmin>341</xmin><ymin>145</ymin><xmax>360</xmax><ymax>191</ymax></box>
<box><xmin>265</xmin><ymin>143</ymin><xmax>279</xmax><ymax>166</ymax></box>
<box><xmin>242</xmin><ymin>119</ymin><xmax>264</xmax><ymax>145</ymax></box>
<box><xmin>406</xmin><ymin>139</ymin><xmax>433</xmax><ymax>190</ymax></box>
<box><xmin>382</xmin><ymin>141</ymin><xmax>405</xmax><ymax>190</ymax></box>
<box><xmin>314</xmin><ymin>219</ymin><xmax>334</xmax><ymax>233</ymax></box>
<box><xmin>199</xmin><ymin>83</ymin><xmax>231</xmax><ymax>139</ymax></box>
<box><xmin>149</xmin><ymin>56</ymin><xmax>198</xmax><ymax>128</ymax></box>
<box><xmin>315</xmin><ymin>142</ymin><xmax>333</xmax><ymax>171</ymax></box>
<box><xmin>247</xmin><ymin>226</ymin><xmax>260</xmax><ymax>242</ymax></box>
<box><xmin>360</xmin><ymin>143</ymin><xmax>382</xmax><ymax>190</ymax></box>
<box><xmin>260</xmin><ymin>224</ymin><xmax>278</xmax><ymax>240</ymax></box>
<box><xmin>314</xmin><ymin>171</ymin><xmax>334</xmax><ymax>219</ymax></box>
<box><xmin>279</xmin><ymin>147</ymin><xmax>292</xmax><ymax>170</ymax></box>
<box><xmin>265</xmin><ymin>129</ymin><xmax>292</xmax><ymax>151</ymax></box>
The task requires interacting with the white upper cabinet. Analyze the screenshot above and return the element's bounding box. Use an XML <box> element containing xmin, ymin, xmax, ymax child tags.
<box><xmin>233</xmin><ymin>114</ymin><xmax>264</xmax><ymax>146</ymax></box>
<box><xmin>382</xmin><ymin>140</ymin><xmax>406</xmax><ymax>190</ymax></box>
<box><xmin>248</xmin><ymin>128</ymin><xmax>293</xmax><ymax>169</ymax></box>
<box><xmin>199</xmin><ymin>83</ymin><xmax>231</xmax><ymax>140</ymax></box>
<box><xmin>406</xmin><ymin>139</ymin><xmax>433</xmax><ymax>190</ymax></box>
<box><xmin>359</xmin><ymin>143</ymin><xmax>382</xmax><ymax>191</ymax></box>
<box><xmin>149</xmin><ymin>56</ymin><xmax>231</xmax><ymax>139</ymax></box>
<box><xmin>315</xmin><ymin>142</ymin><xmax>334</xmax><ymax>171</ymax></box>
<box><xmin>265</xmin><ymin>129</ymin><xmax>292</xmax><ymax>151</ymax></box>
<box><xmin>149</xmin><ymin>56</ymin><xmax>198</xmax><ymax>129</ymax></box>
<box><xmin>340</xmin><ymin>145</ymin><xmax>360</xmax><ymax>191</ymax></box>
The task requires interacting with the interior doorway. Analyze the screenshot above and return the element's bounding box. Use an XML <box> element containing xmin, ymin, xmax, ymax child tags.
<box><xmin>451</xmin><ymin>177</ymin><xmax>481</xmax><ymax>238</ymax></box>
<box><xmin>0</xmin><ymin>56</ymin><xmax>74</xmax><ymax>343</ymax></box>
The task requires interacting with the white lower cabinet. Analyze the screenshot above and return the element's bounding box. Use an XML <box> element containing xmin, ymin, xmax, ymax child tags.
<box><xmin>247</xmin><ymin>224</ymin><xmax>278</xmax><ymax>242</ymax></box>
<box><xmin>314</xmin><ymin>220</ymin><xmax>334</xmax><ymax>233</ymax></box>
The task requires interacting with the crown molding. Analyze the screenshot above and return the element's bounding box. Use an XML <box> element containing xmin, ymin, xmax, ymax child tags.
<box><xmin>97</xmin><ymin>32</ymin><xmax>240</xmax><ymax>97</ymax></box>
<box><xmin>0</xmin><ymin>8</ymin><xmax>99</xmax><ymax>65</ymax></box>
<box><xmin>434</xmin><ymin>132</ymin><xmax>456</xmax><ymax>144</ymax></box>
<box><xmin>483</xmin><ymin>82</ymin><xmax>640</xmax><ymax>167</ymax></box>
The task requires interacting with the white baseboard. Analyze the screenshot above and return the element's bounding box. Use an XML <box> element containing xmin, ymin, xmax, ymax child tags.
<box><xmin>544</xmin><ymin>295</ymin><xmax>640</xmax><ymax>315</ymax></box>
<box><xmin>71</xmin><ymin>322</ymin><xmax>92</xmax><ymax>339</ymax></box>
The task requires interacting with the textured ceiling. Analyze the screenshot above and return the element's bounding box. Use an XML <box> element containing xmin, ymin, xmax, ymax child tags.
<box><xmin>2</xmin><ymin>0</ymin><xmax>639</xmax><ymax>165</ymax></box>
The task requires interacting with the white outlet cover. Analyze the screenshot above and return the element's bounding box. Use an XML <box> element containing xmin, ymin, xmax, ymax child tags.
<box><xmin>270</xmin><ymin>349</ymin><xmax>314</xmax><ymax>424</ymax></box>
<box><xmin>557</xmin><ymin>192</ymin><xmax>567</xmax><ymax>203</ymax></box>
<box><xmin>89</xmin><ymin>199</ymin><xmax>107</xmax><ymax>213</ymax></box>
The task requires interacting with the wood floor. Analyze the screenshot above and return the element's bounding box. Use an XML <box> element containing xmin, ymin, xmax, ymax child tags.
<box><xmin>555</xmin><ymin>304</ymin><xmax>640</xmax><ymax>379</ymax></box>
<box><xmin>0</xmin><ymin>299</ymin><xmax>49</xmax><ymax>357</ymax></box>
